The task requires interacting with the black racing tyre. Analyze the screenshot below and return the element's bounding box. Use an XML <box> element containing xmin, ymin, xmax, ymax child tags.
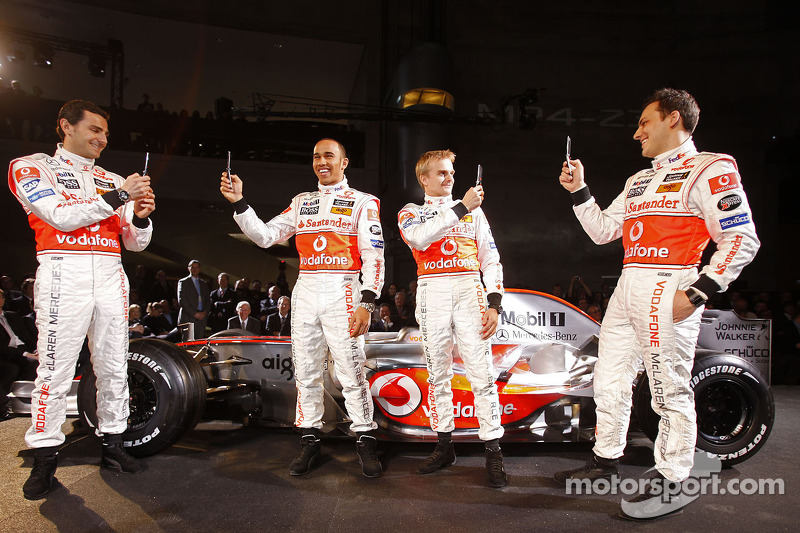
<box><xmin>633</xmin><ymin>351</ymin><xmax>774</xmax><ymax>466</ymax></box>
<box><xmin>78</xmin><ymin>338</ymin><xmax>207</xmax><ymax>457</ymax></box>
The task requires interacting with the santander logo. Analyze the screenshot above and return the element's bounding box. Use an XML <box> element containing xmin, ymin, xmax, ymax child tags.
<box><xmin>370</xmin><ymin>373</ymin><xmax>422</xmax><ymax>417</ymax></box>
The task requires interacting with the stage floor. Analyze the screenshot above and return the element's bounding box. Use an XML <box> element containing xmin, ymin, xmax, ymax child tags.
<box><xmin>2</xmin><ymin>387</ymin><xmax>797</xmax><ymax>532</ymax></box>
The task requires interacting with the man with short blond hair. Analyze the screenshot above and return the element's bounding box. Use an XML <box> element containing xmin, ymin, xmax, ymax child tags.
<box><xmin>398</xmin><ymin>149</ymin><xmax>507</xmax><ymax>488</ymax></box>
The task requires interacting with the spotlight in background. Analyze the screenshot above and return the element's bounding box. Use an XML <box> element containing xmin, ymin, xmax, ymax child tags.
<box><xmin>88</xmin><ymin>52</ymin><xmax>106</xmax><ymax>77</ymax></box>
<box><xmin>32</xmin><ymin>43</ymin><xmax>54</xmax><ymax>68</ymax></box>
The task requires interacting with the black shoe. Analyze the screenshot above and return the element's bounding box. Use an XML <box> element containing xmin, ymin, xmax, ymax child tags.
<box><xmin>23</xmin><ymin>448</ymin><xmax>58</xmax><ymax>500</ymax></box>
<box><xmin>356</xmin><ymin>435</ymin><xmax>382</xmax><ymax>478</ymax></box>
<box><xmin>619</xmin><ymin>473</ymin><xmax>696</xmax><ymax>521</ymax></box>
<box><xmin>102</xmin><ymin>442</ymin><xmax>145</xmax><ymax>473</ymax></box>
<box><xmin>0</xmin><ymin>401</ymin><xmax>13</xmax><ymax>421</ymax></box>
<box><xmin>485</xmin><ymin>447</ymin><xmax>508</xmax><ymax>488</ymax></box>
<box><xmin>290</xmin><ymin>434</ymin><xmax>321</xmax><ymax>476</ymax></box>
<box><xmin>417</xmin><ymin>441</ymin><xmax>456</xmax><ymax>474</ymax></box>
<box><xmin>553</xmin><ymin>454</ymin><xmax>619</xmax><ymax>484</ymax></box>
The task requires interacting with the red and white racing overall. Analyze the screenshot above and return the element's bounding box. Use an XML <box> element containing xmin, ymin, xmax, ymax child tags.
<box><xmin>398</xmin><ymin>195</ymin><xmax>504</xmax><ymax>441</ymax></box>
<box><xmin>571</xmin><ymin>139</ymin><xmax>759</xmax><ymax>481</ymax></box>
<box><xmin>8</xmin><ymin>145</ymin><xmax>153</xmax><ymax>448</ymax></box>
<box><xmin>232</xmin><ymin>178</ymin><xmax>384</xmax><ymax>433</ymax></box>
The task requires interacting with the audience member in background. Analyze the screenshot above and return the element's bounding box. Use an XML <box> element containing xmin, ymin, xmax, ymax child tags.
<box><xmin>12</xmin><ymin>278</ymin><xmax>35</xmax><ymax>317</ymax></box>
<box><xmin>1</xmin><ymin>288</ymin><xmax>38</xmax><ymax>420</ymax></box>
<box><xmin>551</xmin><ymin>283</ymin><xmax>565</xmax><ymax>300</ymax></box>
<box><xmin>160</xmin><ymin>299</ymin><xmax>178</xmax><ymax>329</ymax></box>
<box><xmin>233</xmin><ymin>279</ymin><xmax>250</xmax><ymax>309</ymax></box>
<box><xmin>586</xmin><ymin>304</ymin><xmax>603</xmax><ymax>322</ymax></box>
<box><xmin>369</xmin><ymin>304</ymin><xmax>400</xmax><ymax>332</ymax></box>
<box><xmin>732</xmin><ymin>297</ymin><xmax>756</xmax><ymax>319</ymax></box>
<box><xmin>567</xmin><ymin>275</ymin><xmax>593</xmax><ymax>305</ymax></box>
<box><xmin>773</xmin><ymin>302</ymin><xmax>800</xmax><ymax>385</ymax></box>
<box><xmin>260</xmin><ymin>285</ymin><xmax>281</xmax><ymax>321</ymax></box>
<box><xmin>148</xmin><ymin>270</ymin><xmax>175</xmax><ymax>303</ymax></box>
<box><xmin>128</xmin><ymin>304</ymin><xmax>147</xmax><ymax>339</ymax></box>
<box><xmin>249</xmin><ymin>280</ymin><xmax>265</xmax><ymax>312</ymax></box>
<box><xmin>393</xmin><ymin>290</ymin><xmax>417</xmax><ymax>327</ymax></box>
<box><xmin>142</xmin><ymin>302</ymin><xmax>181</xmax><ymax>342</ymax></box>
<box><xmin>378</xmin><ymin>282</ymin><xmax>398</xmax><ymax>307</ymax></box>
<box><xmin>266</xmin><ymin>296</ymin><xmax>291</xmax><ymax>336</ymax></box>
<box><xmin>229</xmin><ymin>301</ymin><xmax>262</xmax><ymax>334</ymax></box>
<box><xmin>0</xmin><ymin>275</ymin><xmax>22</xmax><ymax>310</ymax></box>
<box><xmin>177</xmin><ymin>260</ymin><xmax>210</xmax><ymax>339</ymax></box>
<box><xmin>209</xmin><ymin>272</ymin><xmax>237</xmax><ymax>333</ymax></box>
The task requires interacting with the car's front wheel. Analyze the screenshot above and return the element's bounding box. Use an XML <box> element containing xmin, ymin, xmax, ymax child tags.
<box><xmin>78</xmin><ymin>338</ymin><xmax>207</xmax><ymax>457</ymax></box>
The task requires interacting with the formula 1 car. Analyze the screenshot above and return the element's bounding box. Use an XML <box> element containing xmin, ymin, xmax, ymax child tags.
<box><xmin>9</xmin><ymin>290</ymin><xmax>774</xmax><ymax>466</ymax></box>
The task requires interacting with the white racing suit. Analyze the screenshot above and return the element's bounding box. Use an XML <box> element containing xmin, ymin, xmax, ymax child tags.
<box><xmin>232</xmin><ymin>178</ymin><xmax>384</xmax><ymax>433</ymax></box>
<box><xmin>571</xmin><ymin>139</ymin><xmax>759</xmax><ymax>481</ymax></box>
<box><xmin>398</xmin><ymin>195</ymin><xmax>504</xmax><ymax>441</ymax></box>
<box><xmin>8</xmin><ymin>145</ymin><xmax>153</xmax><ymax>448</ymax></box>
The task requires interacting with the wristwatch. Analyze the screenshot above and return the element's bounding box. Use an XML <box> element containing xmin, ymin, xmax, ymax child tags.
<box><xmin>488</xmin><ymin>303</ymin><xmax>503</xmax><ymax>314</ymax></box>
<box><xmin>116</xmin><ymin>188</ymin><xmax>131</xmax><ymax>203</ymax></box>
<box><xmin>358</xmin><ymin>302</ymin><xmax>375</xmax><ymax>314</ymax></box>
<box><xmin>685</xmin><ymin>287</ymin><xmax>708</xmax><ymax>307</ymax></box>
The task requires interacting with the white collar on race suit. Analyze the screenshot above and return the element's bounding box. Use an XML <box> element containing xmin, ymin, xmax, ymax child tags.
<box><xmin>55</xmin><ymin>144</ymin><xmax>96</xmax><ymax>168</ymax></box>
<box><xmin>318</xmin><ymin>176</ymin><xmax>349</xmax><ymax>193</ymax></box>
<box><xmin>650</xmin><ymin>137</ymin><xmax>698</xmax><ymax>169</ymax></box>
<box><xmin>424</xmin><ymin>194</ymin><xmax>453</xmax><ymax>206</ymax></box>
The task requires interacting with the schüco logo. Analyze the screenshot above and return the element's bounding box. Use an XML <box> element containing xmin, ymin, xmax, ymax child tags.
<box><xmin>371</xmin><ymin>373</ymin><xmax>422</xmax><ymax>417</ymax></box>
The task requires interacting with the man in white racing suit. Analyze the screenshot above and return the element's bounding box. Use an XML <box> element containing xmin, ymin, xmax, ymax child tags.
<box><xmin>554</xmin><ymin>88</ymin><xmax>759</xmax><ymax>519</ymax></box>
<box><xmin>398</xmin><ymin>150</ymin><xmax>508</xmax><ymax>488</ymax></box>
<box><xmin>219</xmin><ymin>138</ymin><xmax>385</xmax><ymax>478</ymax></box>
<box><xmin>8</xmin><ymin>100</ymin><xmax>155</xmax><ymax>500</ymax></box>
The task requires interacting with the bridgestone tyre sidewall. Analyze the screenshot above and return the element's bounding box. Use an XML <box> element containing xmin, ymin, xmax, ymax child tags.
<box><xmin>633</xmin><ymin>352</ymin><xmax>774</xmax><ymax>466</ymax></box>
<box><xmin>77</xmin><ymin>339</ymin><xmax>207</xmax><ymax>457</ymax></box>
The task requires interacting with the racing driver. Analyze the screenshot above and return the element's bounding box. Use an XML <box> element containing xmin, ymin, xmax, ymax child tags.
<box><xmin>219</xmin><ymin>138</ymin><xmax>385</xmax><ymax>478</ymax></box>
<box><xmin>398</xmin><ymin>150</ymin><xmax>507</xmax><ymax>488</ymax></box>
<box><xmin>9</xmin><ymin>100</ymin><xmax>155</xmax><ymax>500</ymax></box>
<box><xmin>554</xmin><ymin>88</ymin><xmax>759</xmax><ymax>519</ymax></box>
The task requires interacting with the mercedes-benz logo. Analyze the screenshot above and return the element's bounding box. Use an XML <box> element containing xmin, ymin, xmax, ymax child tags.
<box><xmin>495</xmin><ymin>329</ymin><xmax>509</xmax><ymax>341</ymax></box>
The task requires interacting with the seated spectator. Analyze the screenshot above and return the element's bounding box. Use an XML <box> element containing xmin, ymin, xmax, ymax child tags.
<box><xmin>393</xmin><ymin>291</ymin><xmax>417</xmax><ymax>328</ymax></box>
<box><xmin>128</xmin><ymin>304</ymin><xmax>147</xmax><ymax>339</ymax></box>
<box><xmin>228</xmin><ymin>301</ymin><xmax>262</xmax><ymax>335</ymax></box>
<box><xmin>144</xmin><ymin>302</ymin><xmax>181</xmax><ymax>342</ymax></box>
<box><xmin>378</xmin><ymin>282</ymin><xmax>399</xmax><ymax>307</ymax></box>
<box><xmin>586</xmin><ymin>304</ymin><xmax>603</xmax><ymax>322</ymax></box>
<box><xmin>370</xmin><ymin>304</ymin><xmax>400</xmax><ymax>332</ymax></box>
<box><xmin>10</xmin><ymin>278</ymin><xmax>35</xmax><ymax>317</ymax></box>
<box><xmin>266</xmin><ymin>296</ymin><xmax>291</xmax><ymax>336</ymax></box>
<box><xmin>160</xmin><ymin>299</ymin><xmax>178</xmax><ymax>329</ymax></box>
<box><xmin>1</xmin><ymin>288</ymin><xmax>38</xmax><ymax>418</ymax></box>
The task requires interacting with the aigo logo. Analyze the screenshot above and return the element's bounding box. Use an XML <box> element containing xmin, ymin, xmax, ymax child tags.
<box><xmin>370</xmin><ymin>372</ymin><xmax>422</xmax><ymax>417</ymax></box>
